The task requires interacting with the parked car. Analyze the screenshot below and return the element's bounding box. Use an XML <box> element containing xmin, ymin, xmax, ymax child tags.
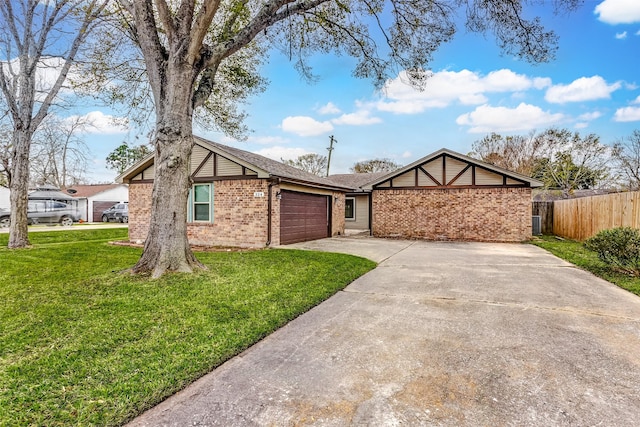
<box><xmin>0</xmin><ymin>200</ymin><xmax>78</xmax><ymax>227</ymax></box>
<box><xmin>101</xmin><ymin>202</ymin><xmax>128</xmax><ymax>223</ymax></box>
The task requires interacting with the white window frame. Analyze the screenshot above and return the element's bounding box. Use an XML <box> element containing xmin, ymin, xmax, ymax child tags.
<box><xmin>188</xmin><ymin>183</ymin><xmax>214</xmax><ymax>223</ymax></box>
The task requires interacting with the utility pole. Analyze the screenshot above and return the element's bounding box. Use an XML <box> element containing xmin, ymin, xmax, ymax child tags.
<box><xmin>326</xmin><ymin>135</ymin><xmax>337</xmax><ymax>177</ymax></box>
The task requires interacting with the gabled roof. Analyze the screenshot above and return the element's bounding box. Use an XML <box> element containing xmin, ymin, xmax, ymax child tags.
<box><xmin>66</xmin><ymin>184</ymin><xmax>126</xmax><ymax>198</ymax></box>
<box><xmin>329</xmin><ymin>172</ymin><xmax>390</xmax><ymax>190</ymax></box>
<box><xmin>118</xmin><ymin>136</ymin><xmax>352</xmax><ymax>191</ymax></box>
<box><xmin>362</xmin><ymin>148</ymin><xmax>543</xmax><ymax>189</ymax></box>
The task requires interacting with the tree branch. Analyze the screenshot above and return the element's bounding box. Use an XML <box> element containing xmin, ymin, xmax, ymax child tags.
<box><xmin>33</xmin><ymin>1</ymin><xmax>108</xmax><ymax>130</ymax></box>
<box><xmin>186</xmin><ymin>0</ymin><xmax>223</xmax><ymax>64</ymax></box>
<box><xmin>154</xmin><ymin>0</ymin><xmax>177</xmax><ymax>46</ymax></box>
<box><xmin>211</xmin><ymin>0</ymin><xmax>328</xmax><ymax>64</ymax></box>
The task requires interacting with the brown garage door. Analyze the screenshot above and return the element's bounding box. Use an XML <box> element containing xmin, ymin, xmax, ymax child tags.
<box><xmin>93</xmin><ymin>201</ymin><xmax>118</xmax><ymax>222</ymax></box>
<box><xmin>280</xmin><ymin>191</ymin><xmax>330</xmax><ymax>245</ymax></box>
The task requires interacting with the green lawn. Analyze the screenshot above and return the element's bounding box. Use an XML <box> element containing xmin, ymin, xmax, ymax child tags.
<box><xmin>531</xmin><ymin>235</ymin><xmax>640</xmax><ymax>296</ymax></box>
<box><xmin>0</xmin><ymin>229</ymin><xmax>376</xmax><ymax>426</ymax></box>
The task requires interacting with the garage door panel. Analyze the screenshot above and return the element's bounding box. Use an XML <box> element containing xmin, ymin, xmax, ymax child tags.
<box><xmin>280</xmin><ymin>191</ymin><xmax>330</xmax><ymax>245</ymax></box>
<box><xmin>93</xmin><ymin>201</ymin><xmax>119</xmax><ymax>222</ymax></box>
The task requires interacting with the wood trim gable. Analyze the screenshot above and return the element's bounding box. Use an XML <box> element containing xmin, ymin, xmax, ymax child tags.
<box><xmin>418</xmin><ymin>166</ymin><xmax>441</xmax><ymax>186</ymax></box>
<box><xmin>130</xmin><ymin>148</ymin><xmax>265</xmax><ymax>183</ymax></box>
<box><xmin>373</xmin><ymin>153</ymin><xmax>530</xmax><ymax>190</ymax></box>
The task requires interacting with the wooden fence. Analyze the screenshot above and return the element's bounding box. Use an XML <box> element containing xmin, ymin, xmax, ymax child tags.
<box><xmin>553</xmin><ymin>191</ymin><xmax>640</xmax><ymax>241</ymax></box>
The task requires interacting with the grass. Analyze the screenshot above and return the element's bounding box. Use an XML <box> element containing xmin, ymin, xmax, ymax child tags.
<box><xmin>0</xmin><ymin>229</ymin><xmax>376</xmax><ymax>426</ymax></box>
<box><xmin>531</xmin><ymin>235</ymin><xmax>640</xmax><ymax>296</ymax></box>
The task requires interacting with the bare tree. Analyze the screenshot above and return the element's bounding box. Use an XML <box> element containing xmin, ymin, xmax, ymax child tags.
<box><xmin>0</xmin><ymin>0</ymin><xmax>107</xmax><ymax>248</ymax></box>
<box><xmin>30</xmin><ymin>115</ymin><xmax>91</xmax><ymax>188</ymax></box>
<box><xmin>470</xmin><ymin>131</ymin><xmax>556</xmax><ymax>176</ymax></box>
<box><xmin>473</xmin><ymin>128</ymin><xmax>619</xmax><ymax>198</ymax></box>
<box><xmin>351</xmin><ymin>158</ymin><xmax>401</xmax><ymax>173</ymax></box>
<box><xmin>614</xmin><ymin>130</ymin><xmax>640</xmax><ymax>190</ymax></box>
<box><xmin>109</xmin><ymin>0</ymin><xmax>579</xmax><ymax>277</ymax></box>
<box><xmin>532</xmin><ymin>129</ymin><xmax>619</xmax><ymax>198</ymax></box>
<box><xmin>0</xmin><ymin>118</ymin><xmax>10</xmax><ymax>187</ymax></box>
<box><xmin>282</xmin><ymin>153</ymin><xmax>327</xmax><ymax>176</ymax></box>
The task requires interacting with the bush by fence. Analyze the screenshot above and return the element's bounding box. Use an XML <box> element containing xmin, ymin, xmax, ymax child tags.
<box><xmin>553</xmin><ymin>191</ymin><xmax>640</xmax><ymax>241</ymax></box>
<box><xmin>584</xmin><ymin>227</ymin><xmax>640</xmax><ymax>276</ymax></box>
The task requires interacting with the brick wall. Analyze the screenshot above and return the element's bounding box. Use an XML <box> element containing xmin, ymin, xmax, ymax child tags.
<box><xmin>331</xmin><ymin>191</ymin><xmax>346</xmax><ymax>236</ymax></box>
<box><xmin>129</xmin><ymin>182</ymin><xmax>152</xmax><ymax>243</ymax></box>
<box><xmin>188</xmin><ymin>179</ymin><xmax>271</xmax><ymax>247</ymax></box>
<box><xmin>129</xmin><ymin>180</ymin><xmax>273</xmax><ymax>247</ymax></box>
<box><xmin>372</xmin><ymin>187</ymin><xmax>532</xmax><ymax>242</ymax></box>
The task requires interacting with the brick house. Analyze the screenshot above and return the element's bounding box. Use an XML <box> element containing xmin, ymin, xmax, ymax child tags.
<box><xmin>118</xmin><ymin>137</ymin><xmax>351</xmax><ymax>247</ymax></box>
<box><xmin>333</xmin><ymin>148</ymin><xmax>543</xmax><ymax>242</ymax></box>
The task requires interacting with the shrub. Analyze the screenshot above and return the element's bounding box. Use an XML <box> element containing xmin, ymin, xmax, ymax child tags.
<box><xmin>584</xmin><ymin>227</ymin><xmax>640</xmax><ymax>276</ymax></box>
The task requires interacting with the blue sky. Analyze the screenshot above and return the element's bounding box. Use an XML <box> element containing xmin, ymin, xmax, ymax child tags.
<box><xmin>80</xmin><ymin>0</ymin><xmax>640</xmax><ymax>183</ymax></box>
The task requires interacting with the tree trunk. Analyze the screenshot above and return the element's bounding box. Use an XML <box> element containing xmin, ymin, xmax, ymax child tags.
<box><xmin>8</xmin><ymin>129</ymin><xmax>31</xmax><ymax>248</ymax></box>
<box><xmin>130</xmin><ymin>67</ymin><xmax>205</xmax><ymax>278</ymax></box>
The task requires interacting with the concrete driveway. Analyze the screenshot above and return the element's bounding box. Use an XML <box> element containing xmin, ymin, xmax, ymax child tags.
<box><xmin>128</xmin><ymin>238</ymin><xmax>640</xmax><ymax>426</ymax></box>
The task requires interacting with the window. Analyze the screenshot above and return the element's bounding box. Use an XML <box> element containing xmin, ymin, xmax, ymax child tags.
<box><xmin>189</xmin><ymin>184</ymin><xmax>213</xmax><ymax>222</ymax></box>
<box><xmin>345</xmin><ymin>198</ymin><xmax>355</xmax><ymax>220</ymax></box>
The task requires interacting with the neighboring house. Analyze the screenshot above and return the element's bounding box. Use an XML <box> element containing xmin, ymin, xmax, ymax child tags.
<box><xmin>0</xmin><ymin>186</ymin><xmax>9</xmax><ymax>211</ymax></box>
<box><xmin>67</xmin><ymin>184</ymin><xmax>129</xmax><ymax>222</ymax></box>
<box><xmin>118</xmin><ymin>137</ymin><xmax>351</xmax><ymax>247</ymax></box>
<box><xmin>333</xmin><ymin>148</ymin><xmax>543</xmax><ymax>242</ymax></box>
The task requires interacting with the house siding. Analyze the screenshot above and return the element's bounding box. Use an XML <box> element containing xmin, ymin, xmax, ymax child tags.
<box><xmin>129</xmin><ymin>180</ymin><xmax>345</xmax><ymax>247</ymax></box>
<box><xmin>345</xmin><ymin>194</ymin><xmax>370</xmax><ymax>230</ymax></box>
<box><xmin>372</xmin><ymin>187</ymin><xmax>532</xmax><ymax>242</ymax></box>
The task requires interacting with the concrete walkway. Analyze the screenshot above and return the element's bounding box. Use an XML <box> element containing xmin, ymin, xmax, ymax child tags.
<box><xmin>128</xmin><ymin>238</ymin><xmax>640</xmax><ymax>426</ymax></box>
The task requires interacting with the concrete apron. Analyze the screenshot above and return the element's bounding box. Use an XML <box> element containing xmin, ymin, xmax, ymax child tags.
<box><xmin>128</xmin><ymin>238</ymin><xmax>640</xmax><ymax>426</ymax></box>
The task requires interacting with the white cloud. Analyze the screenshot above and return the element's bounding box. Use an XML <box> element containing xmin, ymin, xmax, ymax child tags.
<box><xmin>545</xmin><ymin>76</ymin><xmax>621</xmax><ymax>103</ymax></box>
<box><xmin>253</xmin><ymin>146</ymin><xmax>311</xmax><ymax>161</ymax></box>
<box><xmin>331</xmin><ymin>110</ymin><xmax>382</xmax><ymax>126</ymax></box>
<box><xmin>65</xmin><ymin>111</ymin><xmax>128</xmax><ymax>134</ymax></box>
<box><xmin>533</xmin><ymin>77</ymin><xmax>553</xmax><ymax>89</ymax></box>
<box><xmin>574</xmin><ymin>122</ymin><xmax>589</xmax><ymax>129</ymax></box>
<box><xmin>633</xmin><ymin>95</ymin><xmax>640</xmax><ymax>104</ymax></box>
<box><xmin>317</xmin><ymin>102</ymin><xmax>341</xmax><ymax>115</ymax></box>
<box><xmin>616</xmin><ymin>31</ymin><xmax>628</xmax><ymax>39</ymax></box>
<box><xmin>595</xmin><ymin>0</ymin><xmax>640</xmax><ymax>25</ymax></box>
<box><xmin>376</xmin><ymin>69</ymin><xmax>548</xmax><ymax>114</ymax></box>
<box><xmin>401</xmin><ymin>151</ymin><xmax>412</xmax><ymax>159</ymax></box>
<box><xmin>456</xmin><ymin>103</ymin><xmax>564</xmax><ymax>133</ymax></box>
<box><xmin>614</xmin><ymin>106</ymin><xmax>640</xmax><ymax>122</ymax></box>
<box><xmin>482</xmin><ymin>69</ymin><xmax>535</xmax><ymax>92</ymax></box>
<box><xmin>281</xmin><ymin>116</ymin><xmax>333</xmax><ymax>137</ymax></box>
<box><xmin>578</xmin><ymin>111</ymin><xmax>603</xmax><ymax>121</ymax></box>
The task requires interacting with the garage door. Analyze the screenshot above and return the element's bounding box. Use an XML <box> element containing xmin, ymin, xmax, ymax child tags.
<box><xmin>93</xmin><ymin>201</ymin><xmax>118</xmax><ymax>222</ymax></box>
<box><xmin>280</xmin><ymin>191</ymin><xmax>330</xmax><ymax>245</ymax></box>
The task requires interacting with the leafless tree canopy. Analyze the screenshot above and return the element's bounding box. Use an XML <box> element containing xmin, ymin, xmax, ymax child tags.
<box><xmin>282</xmin><ymin>153</ymin><xmax>328</xmax><ymax>176</ymax></box>
<box><xmin>351</xmin><ymin>158</ymin><xmax>401</xmax><ymax>173</ymax></box>
<box><xmin>30</xmin><ymin>115</ymin><xmax>91</xmax><ymax>188</ymax></box>
<box><xmin>614</xmin><ymin>130</ymin><xmax>640</xmax><ymax>190</ymax></box>
<box><xmin>471</xmin><ymin>128</ymin><xmax>620</xmax><ymax>198</ymax></box>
